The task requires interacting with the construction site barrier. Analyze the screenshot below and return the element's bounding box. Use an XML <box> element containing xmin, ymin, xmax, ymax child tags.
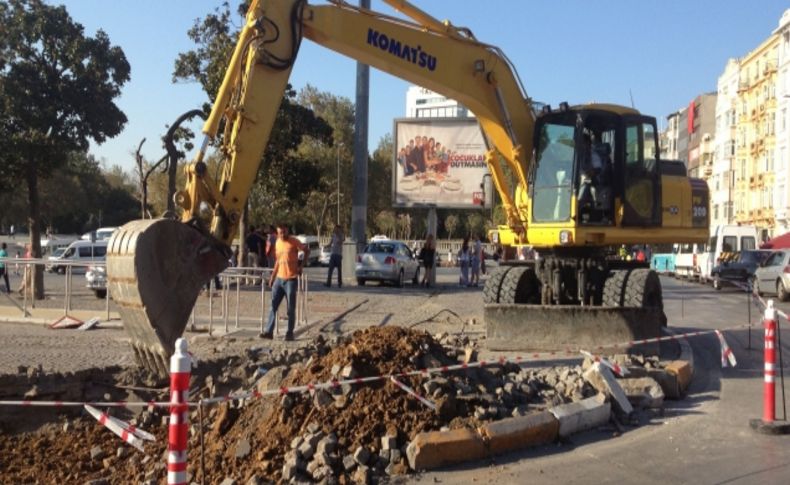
<box><xmin>749</xmin><ymin>299</ymin><xmax>790</xmax><ymax>435</ymax></box>
<box><xmin>168</xmin><ymin>338</ymin><xmax>191</xmax><ymax>485</ymax></box>
<box><xmin>0</xmin><ymin>258</ymin><xmax>309</xmax><ymax>335</ymax></box>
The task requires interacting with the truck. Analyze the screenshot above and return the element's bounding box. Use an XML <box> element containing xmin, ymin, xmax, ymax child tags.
<box><xmin>105</xmin><ymin>0</ymin><xmax>709</xmax><ymax>374</ymax></box>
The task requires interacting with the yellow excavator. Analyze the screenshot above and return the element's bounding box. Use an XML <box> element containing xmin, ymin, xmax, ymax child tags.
<box><xmin>107</xmin><ymin>0</ymin><xmax>709</xmax><ymax>374</ymax></box>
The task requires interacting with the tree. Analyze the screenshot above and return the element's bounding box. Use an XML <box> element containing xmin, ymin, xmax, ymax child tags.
<box><xmin>173</xmin><ymin>4</ymin><xmax>332</xmax><ymax>233</ymax></box>
<box><xmin>397</xmin><ymin>213</ymin><xmax>412</xmax><ymax>240</ymax></box>
<box><xmin>466</xmin><ymin>212</ymin><xmax>486</xmax><ymax>238</ymax></box>
<box><xmin>445</xmin><ymin>214</ymin><xmax>459</xmax><ymax>240</ymax></box>
<box><xmin>0</xmin><ymin>0</ymin><xmax>130</xmax><ymax>298</ymax></box>
<box><xmin>369</xmin><ymin>134</ymin><xmax>394</xmax><ymax>219</ymax></box>
<box><xmin>375</xmin><ymin>211</ymin><xmax>397</xmax><ymax>238</ymax></box>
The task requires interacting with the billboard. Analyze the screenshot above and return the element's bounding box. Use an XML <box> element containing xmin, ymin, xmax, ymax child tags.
<box><xmin>393</xmin><ymin>118</ymin><xmax>489</xmax><ymax>208</ymax></box>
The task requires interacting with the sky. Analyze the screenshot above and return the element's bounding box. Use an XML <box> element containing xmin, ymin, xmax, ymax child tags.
<box><xmin>53</xmin><ymin>0</ymin><xmax>790</xmax><ymax>173</ymax></box>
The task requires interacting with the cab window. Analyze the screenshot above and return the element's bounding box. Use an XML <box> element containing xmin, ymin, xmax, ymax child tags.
<box><xmin>532</xmin><ymin>122</ymin><xmax>575</xmax><ymax>222</ymax></box>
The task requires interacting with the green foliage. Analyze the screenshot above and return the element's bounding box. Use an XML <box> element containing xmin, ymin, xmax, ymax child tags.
<box><xmin>369</xmin><ymin>134</ymin><xmax>394</xmax><ymax>219</ymax></box>
<box><xmin>465</xmin><ymin>211</ymin><xmax>486</xmax><ymax>238</ymax></box>
<box><xmin>173</xmin><ymin>6</ymin><xmax>334</xmax><ymax>234</ymax></box>
<box><xmin>0</xmin><ymin>0</ymin><xmax>130</xmax><ymax>175</ymax></box>
<box><xmin>0</xmin><ymin>0</ymin><xmax>129</xmax><ymax>297</ymax></box>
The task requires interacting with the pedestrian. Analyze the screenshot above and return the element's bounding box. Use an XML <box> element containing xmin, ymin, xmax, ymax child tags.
<box><xmin>260</xmin><ymin>223</ymin><xmax>309</xmax><ymax>341</ymax></box>
<box><xmin>17</xmin><ymin>244</ymin><xmax>32</xmax><ymax>295</ymax></box>
<box><xmin>419</xmin><ymin>234</ymin><xmax>436</xmax><ymax>287</ymax></box>
<box><xmin>469</xmin><ymin>234</ymin><xmax>482</xmax><ymax>287</ymax></box>
<box><xmin>265</xmin><ymin>224</ymin><xmax>277</xmax><ymax>268</ymax></box>
<box><xmin>0</xmin><ymin>243</ymin><xmax>10</xmax><ymax>293</ymax></box>
<box><xmin>325</xmin><ymin>225</ymin><xmax>344</xmax><ymax>288</ymax></box>
<box><xmin>245</xmin><ymin>225</ymin><xmax>264</xmax><ymax>284</ymax></box>
<box><xmin>9</xmin><ymin>224</ymin><xmax>14</xmax><ymax>239</ymax></box>
<box><xmin>458</xmin><ymin>237</ymin><xmax>470</xmax><ymax>286</ymax></box>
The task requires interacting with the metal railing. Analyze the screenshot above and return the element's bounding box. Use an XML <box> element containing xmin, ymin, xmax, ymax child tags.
<box><xmin>0</xmin><ymin>258</ymin><xmax>309</xmax><ymax>336</ymax></box>
<box><xmin>195</xmin><ymin>266</ymin><xmax>309</xmax><ymax>336</ymax></box>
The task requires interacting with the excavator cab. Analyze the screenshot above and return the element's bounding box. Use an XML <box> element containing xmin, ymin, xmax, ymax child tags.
<box><xmin>529</xmin><ymin>105</ymin><xmax>662</xmax><ymax>237</ymax></box>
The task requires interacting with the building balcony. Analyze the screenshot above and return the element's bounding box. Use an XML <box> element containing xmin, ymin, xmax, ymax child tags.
<box><xmin>738</xmin><ymin>80</ymin><xmax>750</xmax><ymax>92</ymax></box>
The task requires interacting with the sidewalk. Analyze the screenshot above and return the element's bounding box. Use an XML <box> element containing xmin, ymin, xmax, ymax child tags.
<box><xmin>0</xmin><ymin>298</ymin><xmax>120</xmax><ymax>327</ymax></box>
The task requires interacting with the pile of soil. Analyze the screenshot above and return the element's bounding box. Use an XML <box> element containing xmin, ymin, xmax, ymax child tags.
<box><xmin>0</xmin><ymin>326</ymin><xmax>608</xmax><ymax>484</ymax></box>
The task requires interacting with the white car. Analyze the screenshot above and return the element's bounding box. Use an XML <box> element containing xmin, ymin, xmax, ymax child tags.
<box><xmin>319</xmin><ymin>245</ymin><xmax>332</xmax><ymax>266</ymax></box>
<box><xmin>355</xmin><ymin>240</ymin><xmax>420</xmax><ymax>287</ymax></box>
<box><xmin>85</xmin><ymin>265</ymin><xmax>107</xmax><ymax>299</ymax></box>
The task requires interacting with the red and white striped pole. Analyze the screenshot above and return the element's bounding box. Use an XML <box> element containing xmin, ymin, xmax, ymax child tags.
<box><xmin>751</xmin><ymin>299</ymin><xmax>790</xmax><ymax>434</ymax></box>
<box><xmin>168</xmin><ymin>338</ymin><xmax>191</xmax><ymax>485</ymax></box>
<box><xmin>763</xmin><ymin>300</ymin><xmax>777</xmax><ymax>422</ymax></box>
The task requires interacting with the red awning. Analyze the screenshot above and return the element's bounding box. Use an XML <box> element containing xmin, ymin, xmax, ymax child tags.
<box><xmin>761</xmin><ymin>232</ymin><xmax>790</xmax><ymax>249</ymax></box>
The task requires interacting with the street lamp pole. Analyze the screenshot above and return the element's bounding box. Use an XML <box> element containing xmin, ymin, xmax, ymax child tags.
<box><xmin>337</xmin><ymin>142</ymin><xmax>343</xmax><ymax>225</ymax></box>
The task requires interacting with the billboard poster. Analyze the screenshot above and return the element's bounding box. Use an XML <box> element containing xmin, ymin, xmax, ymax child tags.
<box><xmin>393</xmin><ymin>118</ymin><xmax>489</xmax><ymax>208</ymax></box>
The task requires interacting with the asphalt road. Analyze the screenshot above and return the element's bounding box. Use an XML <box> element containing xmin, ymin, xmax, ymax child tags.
<box><xmin>3</xmin><ymin>252</ymin><xmax>790</xmax><ymax>483</ymax></box>
<box><xmin>415</xmin><ymin>276</ymin><xmax>790</xmax><ymax>485</ymax></box>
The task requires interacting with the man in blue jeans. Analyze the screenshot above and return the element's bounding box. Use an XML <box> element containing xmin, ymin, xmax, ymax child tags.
<box><xmin>260</xmin><ymin>223</ymin><xmax>309</xmax><ymax>341</ymax></box>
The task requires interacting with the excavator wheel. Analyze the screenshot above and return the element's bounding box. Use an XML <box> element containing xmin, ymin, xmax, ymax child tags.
<box><xmin>498</xmin><ymin>266</ymin><xmax>540</xmax><ymax>304</ymax></box>
<box><xmin>602</xmin><ymin>269</ymin><xmax>629</xmax><ymax>306</ymax></box>
<box><xmin>107</xmin><ymin>219</ymin><xmax>230</xmax><ymax>376</ymax></box>
<box><xmin>603</xmin><ymin>268</ymin><xmax>666</xmax><ymax>326</ymax></box>
<box><xmin>483</xmin><ymin>265</ymin><xmax>514</xmax><ymax>304</ymax></box>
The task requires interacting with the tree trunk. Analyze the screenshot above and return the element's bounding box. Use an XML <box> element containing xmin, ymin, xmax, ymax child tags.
<box><xmin>26</xmin><ymin>168</ymin><xmax>44</xmax><ymax>300</ymax></box>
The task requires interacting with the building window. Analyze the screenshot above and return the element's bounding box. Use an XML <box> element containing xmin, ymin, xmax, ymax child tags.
<box><xmin>714</xmin><ymin>204</ymin><xmax>719</xmax><ymax>220</ymax></box>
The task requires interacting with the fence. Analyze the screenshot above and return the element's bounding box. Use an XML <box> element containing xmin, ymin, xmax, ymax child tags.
<box><xmin>0</xmin><ymin>258</ymin><xmax>309</xmax><ymax>335</ymax></box>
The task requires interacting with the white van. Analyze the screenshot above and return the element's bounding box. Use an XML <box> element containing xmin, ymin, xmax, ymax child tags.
<box><xmin>80</xmin><ymin>227</ymin><xmax>118</xmax><ymax>242</ymax></box>
<box><xmin>46</xmin><ymin>240</ymin><xmax>108</xmax><ymax>274</ymax></box>
<box><xmin>698</xmin><ymin>225</ymin><xmax>759</xmax><ymax>283</ymax></box>
<box><xmin>40</xmin><ymin>237</ymin><xmax>77</xmax><ymax>256</ymax></box>
<box><xmin>673</xmin><ymin>243</ymin><xmax>706</xmax><ymax>280</ymax></box>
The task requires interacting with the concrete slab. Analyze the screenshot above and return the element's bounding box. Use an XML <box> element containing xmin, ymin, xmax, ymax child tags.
<box><xmin>583</xmin><ymin>363</ymin><xmax>633</xmax><ymax>415</ymax></box>
<box><xmin>478</xmin><ymin>411</ymin><xmax>559</xmax><ymax>454</ymax></box>
<box><xmin>406</xmin><ymin>428</ymin><xmax>486</xmax><ymax>471</ymax></box>
<box><xmin>549</xmin><ymin>394</ymin><xmax>611</xmax><ymax>437</ymax></box>
<box><xmin>618</xmin><ymin>377</ymin><xmax>665</xmax><ymax>409</ymax></box>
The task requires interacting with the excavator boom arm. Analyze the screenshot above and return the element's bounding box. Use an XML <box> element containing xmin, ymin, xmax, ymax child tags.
<box><xmin>185</xmin><ymin>0</ymin><xmax>535</xmax><ymax>242</ymax></box>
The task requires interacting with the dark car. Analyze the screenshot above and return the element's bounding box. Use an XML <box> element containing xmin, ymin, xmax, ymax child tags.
<box><xmin>710</xmin><ymin>249</ymin><xmax>772</xmax><ymax>290</ymax></box>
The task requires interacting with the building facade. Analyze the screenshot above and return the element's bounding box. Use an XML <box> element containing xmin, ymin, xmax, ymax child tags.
<box><xmin>405</xmin><ymin>86</ymin><xmax>474</xmax><ymax>118</ymax></box>
<box><xmin>733</xmin><ymin>33</ymin><xmax>779</xmax><ymax>240</ymax></box>
<box><xmin>710</xmin><ymin>59</ymin><xmax>740</xmax><ymax>227</ymax></box>
<box><xmin>775</xmin><ymin>11</ymin><xmax>790</xmax><ymax>235</ymax></box>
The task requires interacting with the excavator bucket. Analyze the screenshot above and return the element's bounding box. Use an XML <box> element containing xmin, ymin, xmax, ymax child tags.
<box><xmin>106</xmin><ymin>219</ymin><xmax>230</xmax><ymax>376</ymax></box>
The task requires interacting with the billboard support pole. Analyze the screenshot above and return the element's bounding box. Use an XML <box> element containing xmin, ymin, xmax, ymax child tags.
<box><xmin>427</xmin><ymin>207</ymin><xmax>437</xmax><ymax>286</ymax></box>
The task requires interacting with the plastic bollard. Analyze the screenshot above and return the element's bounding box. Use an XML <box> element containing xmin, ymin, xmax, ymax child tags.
<box><xmin>167</xmin><ymin>338</ymin><xmax>191</xmax><ymax>485</ymax></box>
<box><xmin>763</xmin><ymin>301</ymin><xmax>777</xmax><ymax>423</ymax></box>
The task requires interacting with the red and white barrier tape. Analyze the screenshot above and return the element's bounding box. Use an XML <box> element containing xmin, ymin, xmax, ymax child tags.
<box><xmin>389</xmin><ymin>376</ymin><xmax>437</xmax><ymax>410</ymax></box>
<box><xmin>84</xmin><ymin>405</ymin><xmax>146</xmax><ymax>451</ymax></box>
<box><xmin>2</xmin><ymin>322</ymin><xmax>755</xmax><ymax>410</ymax></box>
<box><xmin>716</xmin><ymin>330</ymin><xmax>737</xmax><ymax>368</ymax></box>
<box><xmin>579</xmin><ymin>350</ymin><xmax>628</xmax><ymax>377</ymax></box>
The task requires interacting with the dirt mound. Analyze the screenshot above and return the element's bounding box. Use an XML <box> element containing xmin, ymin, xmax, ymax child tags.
<box><xmin>0</xmin><ymin>326</ymin><xmax>609</xmax><ymax>483</ymax></box>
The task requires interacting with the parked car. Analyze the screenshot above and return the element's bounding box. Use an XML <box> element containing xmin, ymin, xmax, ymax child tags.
<box><xmin>80</xmin><ymin>227</ymin><xmax>118</xmax><ymax>242</ymax></box>
<box><xmin>319</xmin><ymin>245</ymin><xmax>332</xmax><ymax>266</ymax></box>
<box><xmin>355</xmin><ymin>240</ymin><xmax>420</xmax><ymax>287</ymax></box>
<box><xmin>85</xmin><ymin>265</ymin><xmax>107</xmax><ymax>299</ymax></box>
<box><xmin>295</xmin><ymin>235</ymin><xmax>320</xmax><ymax>266</ymax></box>
<box><xmin>753</xmin><ymin>249</ymin><xmax>790</xmax><ymax>301</ymax></box>
<box><xmin>710</xmin><ymin>250</ymin><xmax>771</xmax><ymax>290</ymax></box>
<box><xmin>46</xmin><ymin>240</ymin><xmax>107</xmax><ymax>274</ymax></box>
